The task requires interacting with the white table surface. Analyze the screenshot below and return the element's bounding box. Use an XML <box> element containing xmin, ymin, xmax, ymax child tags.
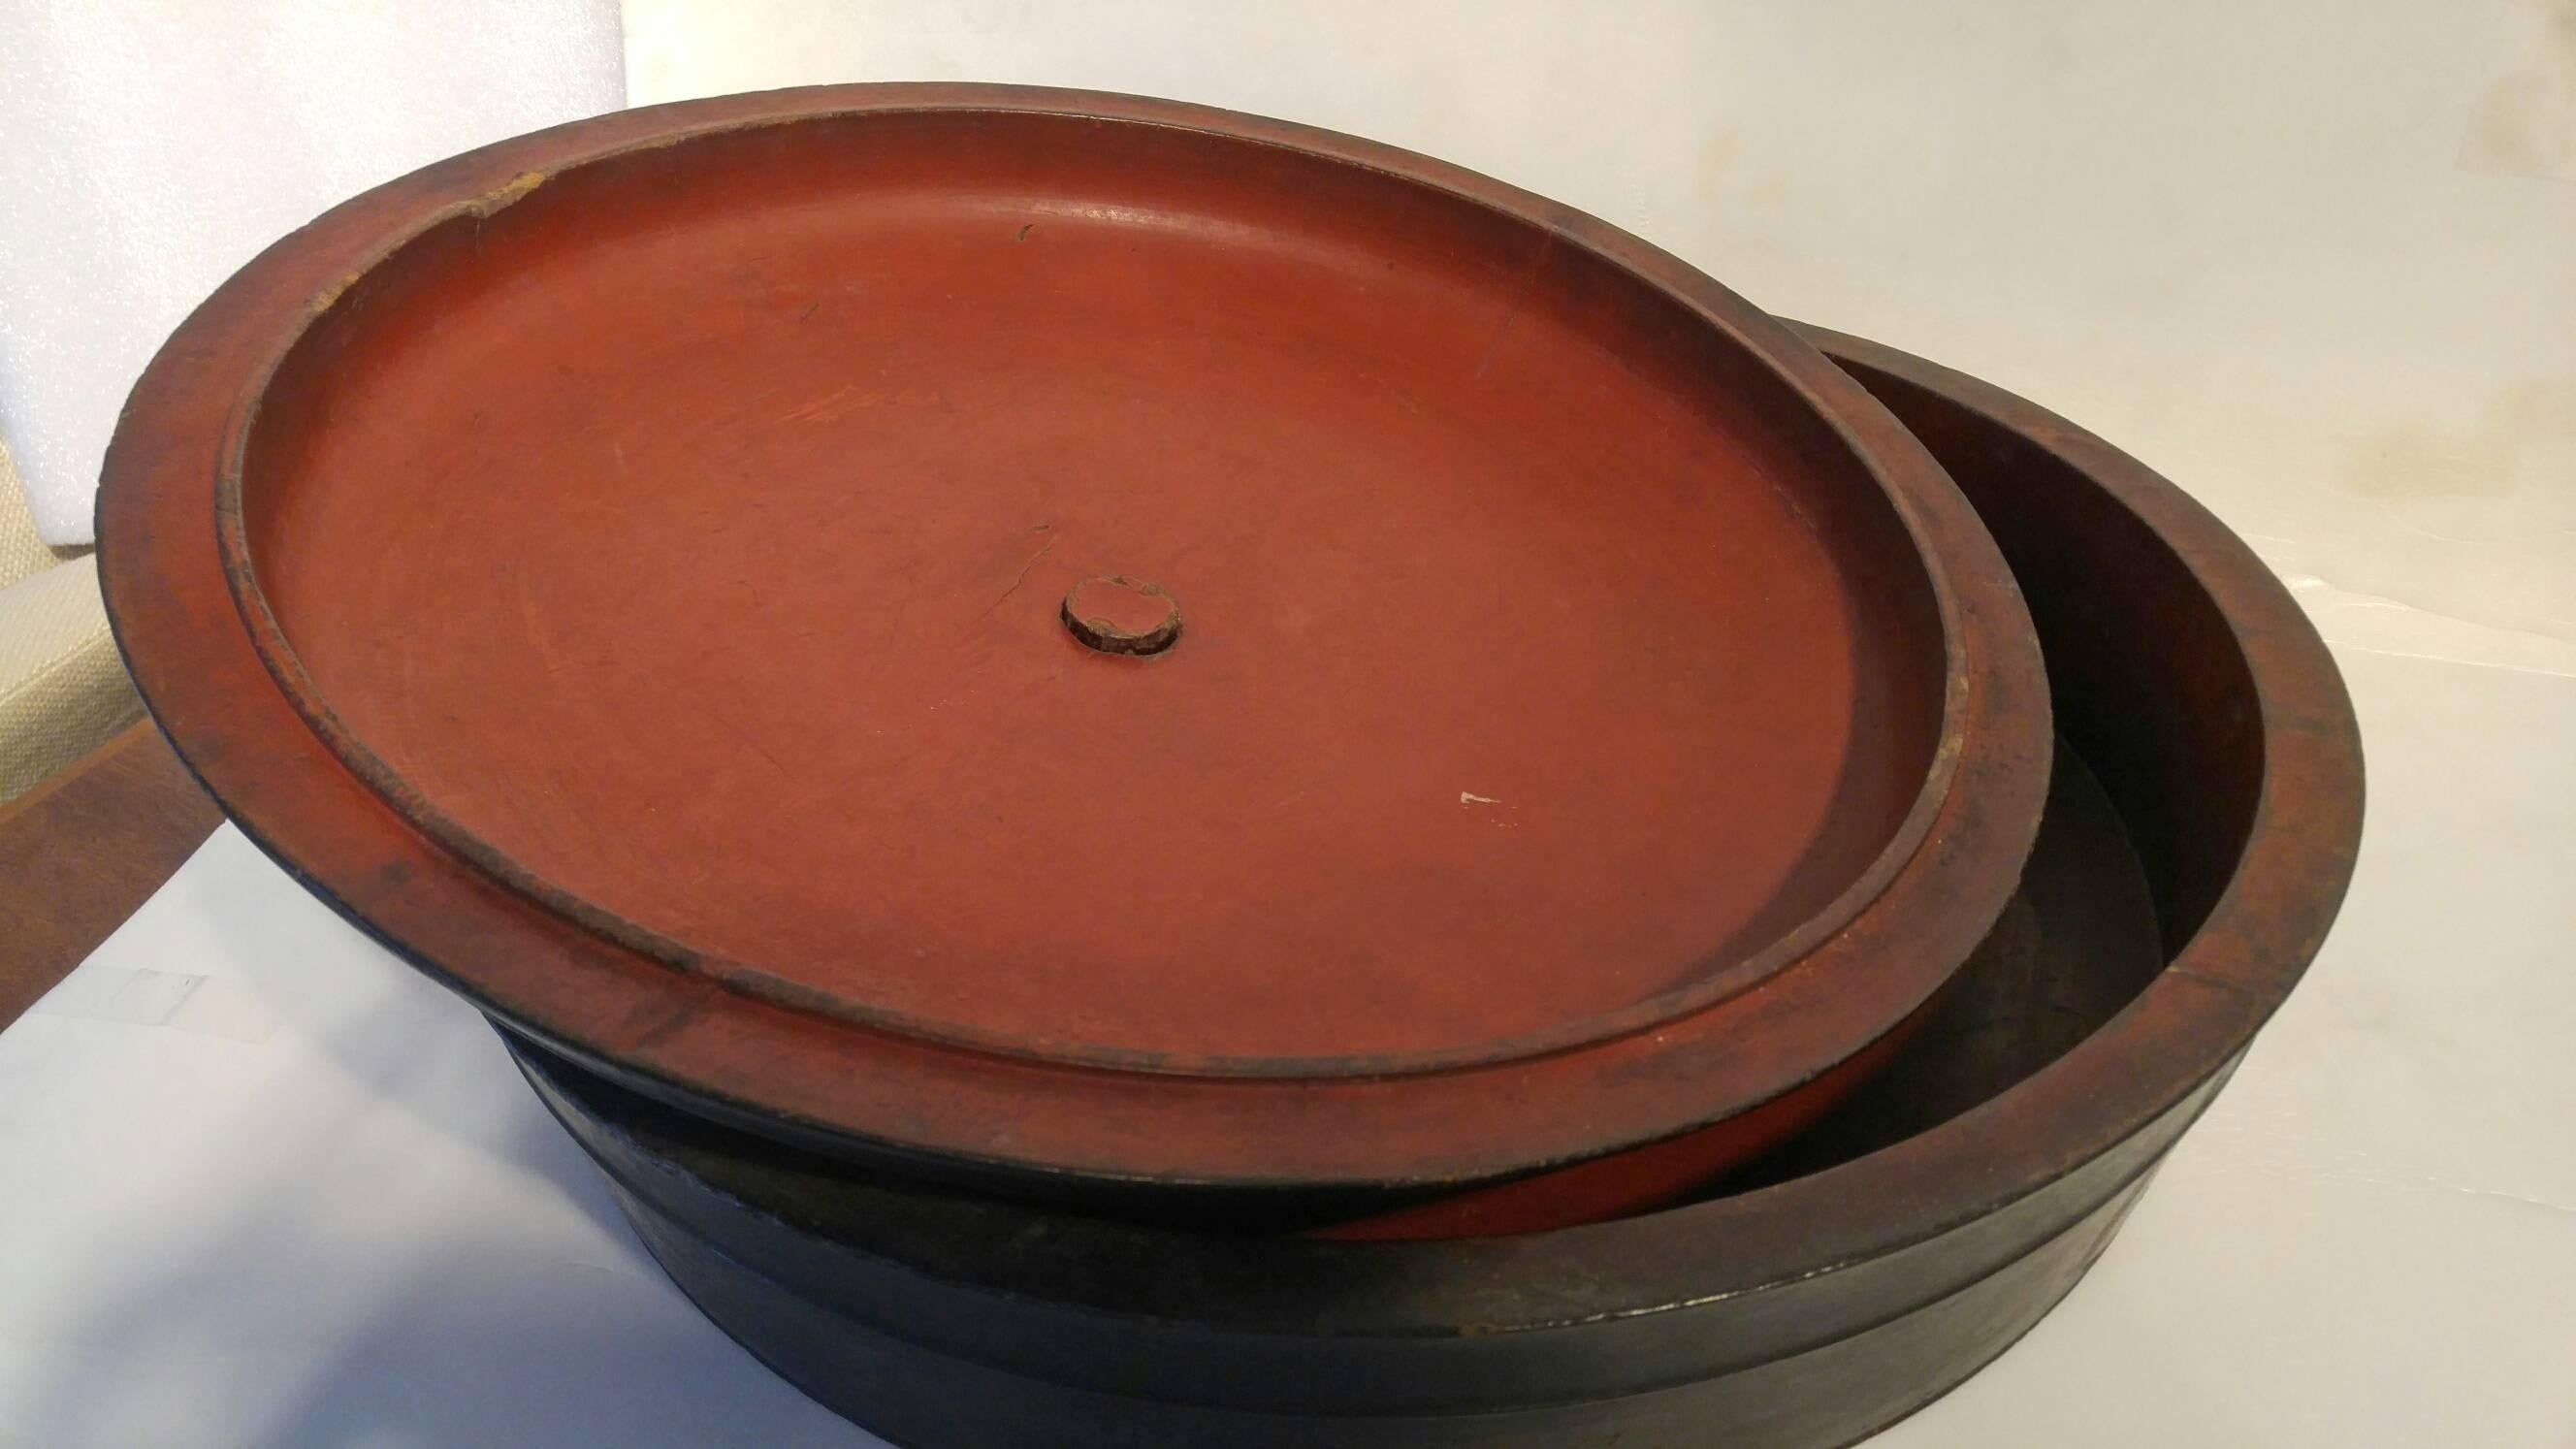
<box><xmin>2</xmin><ymin>634</ymin><xmax>2570</xmax><ymax>1447</ymax></box>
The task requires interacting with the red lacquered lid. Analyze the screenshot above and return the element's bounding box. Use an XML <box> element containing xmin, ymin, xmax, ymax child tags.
<box><xmin>100</xmin><ymin>85</ymin><xmax>2047</xmax><ymax>1202</ymax></box>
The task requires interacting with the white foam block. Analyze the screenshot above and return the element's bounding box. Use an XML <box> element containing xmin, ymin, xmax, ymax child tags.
<box><xmin>0</xmin><ymin>0</ymin><xmax>626</xmax><ymax>545</ymax></box>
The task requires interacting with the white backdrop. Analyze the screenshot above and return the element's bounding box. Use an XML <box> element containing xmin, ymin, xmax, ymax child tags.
<box><xmin>0</xmin><ymin>0</ymin><xmax>624</xmax><ymax>543</ymax></box>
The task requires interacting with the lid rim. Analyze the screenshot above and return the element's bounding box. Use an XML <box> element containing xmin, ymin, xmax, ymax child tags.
<box><xmin>99</xmin><ymin>82</ymin><xmax>2050</xmax><ymax>1191</ymax></box>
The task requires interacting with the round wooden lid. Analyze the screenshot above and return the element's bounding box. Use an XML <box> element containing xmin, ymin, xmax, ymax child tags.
<box><xmin>100</xmin><ymin>85</ymin><xmax>2048</xmax><ymax>1200</ymax></box>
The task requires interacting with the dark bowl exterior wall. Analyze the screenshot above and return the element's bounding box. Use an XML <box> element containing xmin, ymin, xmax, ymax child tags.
<box><xmin>502</xmin><ymin>326</ymin><xmax>2363</xmax><ymax>1446</ymax></box>
<box><xmin>518</xmin><ymin>1036</ymin><xmax>2189</xmax><ymax>1448</ymax></box>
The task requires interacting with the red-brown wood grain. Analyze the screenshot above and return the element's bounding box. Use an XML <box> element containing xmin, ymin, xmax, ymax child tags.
<box><xmin>241</xmin><ymin>109</ymin><xmax>1945</xmax><ymax>1067</ymax></box>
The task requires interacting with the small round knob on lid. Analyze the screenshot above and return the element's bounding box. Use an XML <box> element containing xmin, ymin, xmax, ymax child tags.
<box><xmin>1062</xmin><ymin>576</ymin><xmax>1181</xmax><ymax>657</ymax></box>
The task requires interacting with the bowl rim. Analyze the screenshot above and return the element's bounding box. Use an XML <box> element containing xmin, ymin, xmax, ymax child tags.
<box><xmin>511</xmin><ymin>325</ymin><xmax>2365</xmax><ymax>1353</ymax></box>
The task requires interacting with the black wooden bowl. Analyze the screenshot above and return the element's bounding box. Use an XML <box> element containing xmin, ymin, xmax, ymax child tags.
<box><xmin>502</xmin><ymin>324</ymin><xmax>2364</xmax><ymax>1447</ymax></box>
